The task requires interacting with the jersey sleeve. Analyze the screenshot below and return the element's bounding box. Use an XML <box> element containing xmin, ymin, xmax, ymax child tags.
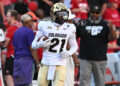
<box><xmin>37</xmin><ymin>21</ymin><xmax>45</xmax><ymax>31</ymax></box>
<box><xmin>32</xmin><ymin>21</ymin><xmax>45</xmax><ymax>49</ymax></box>
<box><xmin>71</xmin><ymin>24</ymin><xmax>76</xmax><ymax>33</ymax></box>
<box><xmin>68</xmin><ymin>32</ymin><xmax>78</xmax><ymax>55</ymax></box>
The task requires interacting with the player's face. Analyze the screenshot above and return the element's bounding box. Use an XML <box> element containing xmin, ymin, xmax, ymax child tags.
<box><xmin>56</xmin><ymin>11</ymin><xmax>68</xmax><ymax>24</ymax></box>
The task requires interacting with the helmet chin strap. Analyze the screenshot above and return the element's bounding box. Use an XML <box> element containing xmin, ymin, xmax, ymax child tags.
<box><xmin>89</xmin><ymin>16</ymin><xmax>102</xmax><ymax>24</ymax></box>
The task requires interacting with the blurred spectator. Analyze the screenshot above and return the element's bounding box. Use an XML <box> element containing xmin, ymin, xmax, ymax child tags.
<box><xmin>14</xmin><ymin>0</ymin><xmax>29</xmax><ymax>15</ymax></box>
<box><xmin>70</xmin><ymin>0</ymin><xmax>89</xmax><ymax>20</ymax></box>
<box><xmin>37</xmin><ymin>0</ymin><xmax>60</xmax><ymax>17</ymax></box>
<box><xmin>103</xmin><ymin>0</ymin><xmax>120</xmax><ymax>29</ymax></box>
<box><xmin>4</xmin><ymin>10</ymin><xmax>20</xmax><ymax>86</ymax></box>
<box><xmin>13</xmin><ymin>14</ymin><xmax>39</xmax><ymax>86</ymax></box>
<box><xmin>34</xmin><ymin>8</ymin><xmax>45</xmax><ymax>19</ymax></box>
<box><xmin>87</xmin><ymin>0</ymin><xmax>108</xmax><ymax>16</ymax></box>
<box><xmin>37</xmin><ymin>0</ymin><xmax>44</xmax><ymax>9</ymax></box>
<box><xmin>76</xmin><ymin>6</ymin><xmax>116</xmax><ymax>86</ymax></box>
<box><xmin>2</xmin><ymin>0</ymin><xmax>12</xmax><ymax>14</ymax></box>
<box><xmin>0</xmin><ymin>0</ymin><xmax>5</xmax><ymax>22</ymax></box>
<box><xmin>28</xmin><ymin>1</ymin><xmax>38</xmax><ymax>12</ymax></box>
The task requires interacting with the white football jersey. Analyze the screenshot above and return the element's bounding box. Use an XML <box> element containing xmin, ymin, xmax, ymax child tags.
<box><xmin>37</xmin><ymin>21</ymin><xmax>76</xmax><ymax>65</ymax></box>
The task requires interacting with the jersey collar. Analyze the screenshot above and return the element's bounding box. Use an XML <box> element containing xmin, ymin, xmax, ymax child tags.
<box><xmin>52</xmin><ymin>22</ymin><xmax>61</xmax><ymax>27</ymax></box>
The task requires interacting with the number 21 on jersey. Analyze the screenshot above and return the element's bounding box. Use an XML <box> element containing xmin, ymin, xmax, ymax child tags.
<box><xmin>49</xmin><ymin>38</ymin><xmax>66</xmax><ymax>53</ymax></box>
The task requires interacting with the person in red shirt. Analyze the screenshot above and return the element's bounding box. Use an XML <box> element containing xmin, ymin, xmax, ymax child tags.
<box><xmin>4</xmin><ymin>10</ymin><xmax>21</xmax><ymax>86</ymax></box>
<box><xmin>103</xmin><ymin>0</ymin><xmax>120</xmax><ymax>28</ymax></box>
<box><xmin>70</xmin><ymin>0</ymin><xmax>89</xmax><ymax>20</ymax></box>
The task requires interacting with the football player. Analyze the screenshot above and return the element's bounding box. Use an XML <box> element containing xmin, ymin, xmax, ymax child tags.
<box><xmin>32</xmin><ymin>2</ymin><xmax>78</xmax><ymax>86</ymax></box>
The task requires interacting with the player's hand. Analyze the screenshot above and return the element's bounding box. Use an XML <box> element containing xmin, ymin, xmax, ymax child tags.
<box><xmin>42</xmin><ymin>37</ymin><xmax>51</xmax><ymax>48</ymax></box>
<box><xmin>37</xmin><ymin>36</ymin><xmax>49</xmax><ymax>42</ymax></box>
<box><xmin>37</xmin><ymin>36</ymin><xmax>51</xmax><ymax>48</ymax></box>
<box><xmin>61</xmin><ymin>51</ymin><xmax>70</xmax><ymax>59</ymax></box>
<box><xmin>74</xmin><ymin>57</ymin><xmax>80</xmax><ymax>67</ymax></box>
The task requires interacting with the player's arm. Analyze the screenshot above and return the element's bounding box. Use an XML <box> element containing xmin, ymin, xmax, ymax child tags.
<box><xmin>67</xmin><ymin>43</ymin><xmax>80</xmax><ymax>67</ymax></box>
<box><xmin>32</xmin><ymin>21</ymin><xmax>51</xmax><ymax>49</ymax></box>
<box><xmin>32</xmin><ymin>31</ymin><xmax>44</xmax><ymax>49</ymax></box>
<box><xmin>32</xmin><ymin>30</ymin><xmax>51</xmax><ymax>49</ymax></box>
<box><xmin>61</xmin><ymin>24</ymin><xmax>78</xmax><ymax>59</ymax></box>
<box><xmin>32</xmin><ymin>21</ymin><xmax>44</xmax><ymax>49</ymax></box>
<box><xmin>67</xmin><ymin>32</ymin><xmax>78</xmax><ymax>56</ymax></box>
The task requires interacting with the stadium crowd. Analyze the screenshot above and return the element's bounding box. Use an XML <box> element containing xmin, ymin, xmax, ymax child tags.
<box><xmin>0</xmin><ymin>0</ymin><xmax>120</xmax><ymax>86</ymax></box>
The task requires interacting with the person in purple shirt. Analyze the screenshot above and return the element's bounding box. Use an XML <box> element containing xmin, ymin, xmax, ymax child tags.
<box><xmin>13</xmin><ymin>14</ymin><xmax>40</xmax><ymax>86</ymax></box>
